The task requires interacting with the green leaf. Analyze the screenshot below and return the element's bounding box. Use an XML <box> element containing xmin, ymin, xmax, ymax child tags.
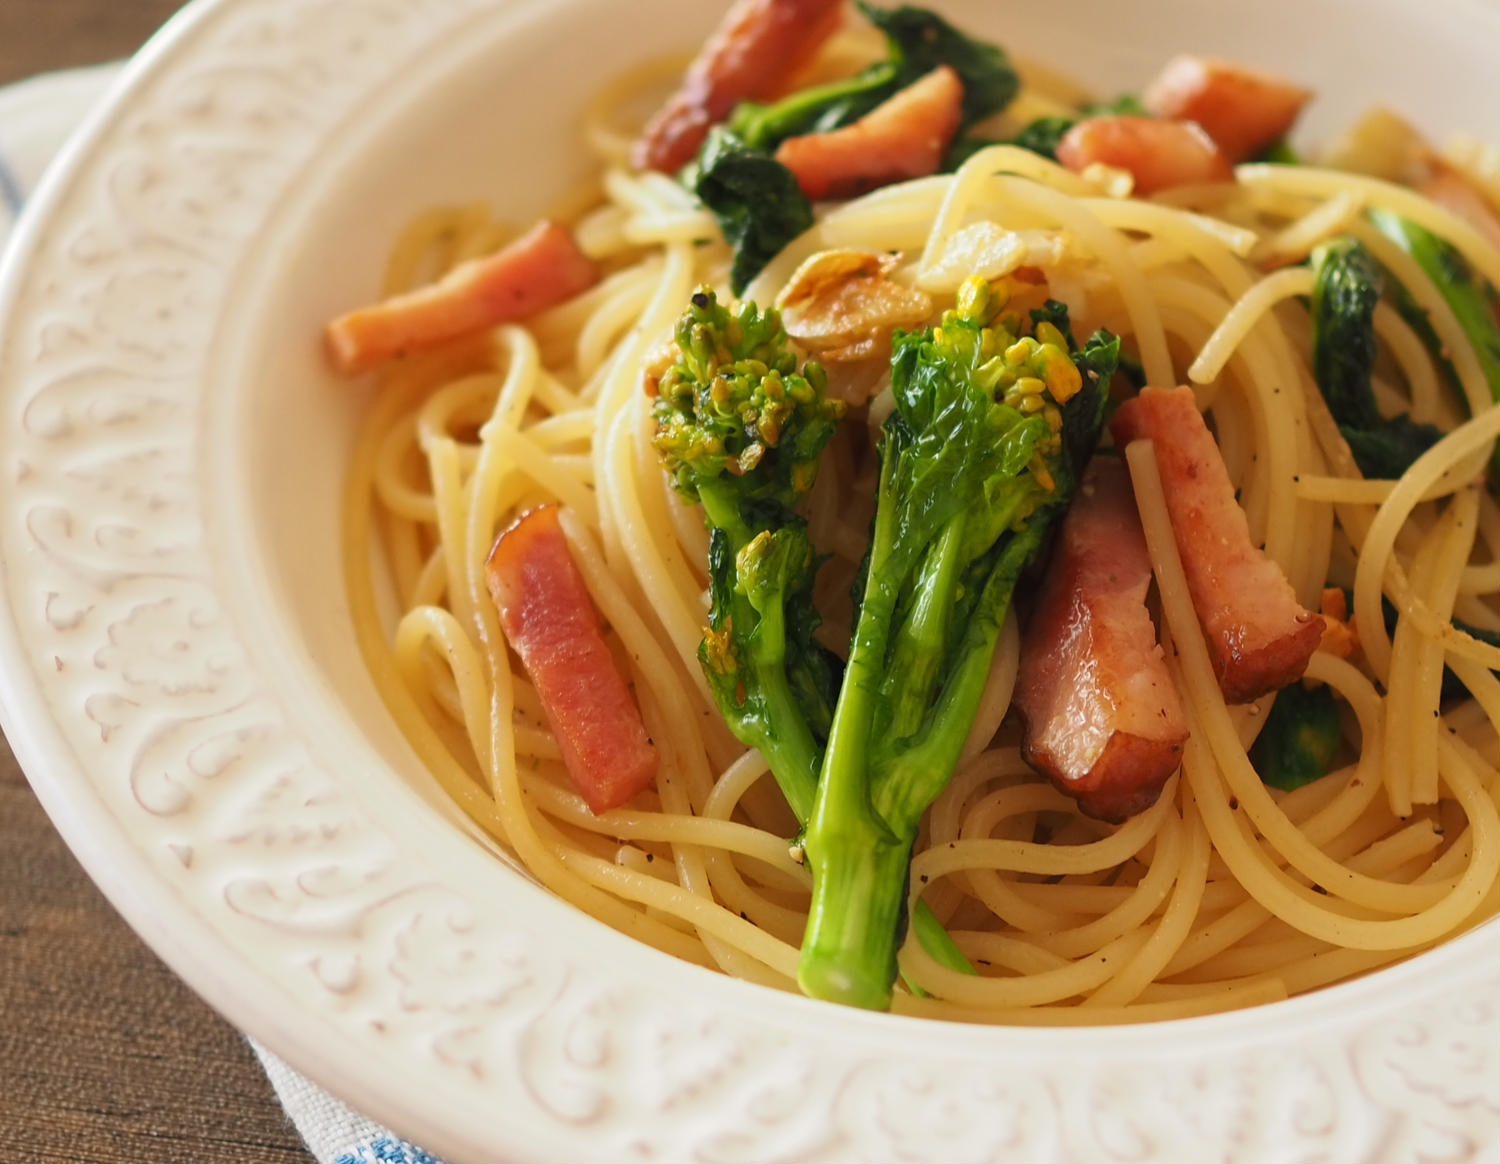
<box><xmin>1254</xmin><ymin>138</ymin><xmax>1300</xmax><ymax>164</ymax></box>
<box><xmin>1084</xmin><ymin>93</ymin><xmax>1146</xmax><ymax>117</ymax></box>
<box><xmin>1339</xmin><ymin>415</ymin><xmax>1443</xmax><ymax>481</ymax></box>
<box><xmin>1251</xmin><ymin>683</ymin><xmax>1341</xmax><ymax>791</ymax></box>
<box><xmin>692</xmin><ymin>128</ymin><xmax>813</xmax><ymax>294</ymax></box>
<box><xmin>1030</xmin><ymin>298</ymin><xmax>1079</xmax><ymax>349</ymax></box>
<box><xmin>1008</xmin><ymin>115</ymin><xmax>1075</xmax><ymax>161</ymax></box>
<box><xmin>1311</xmin><ymin>237</ymin><xmax>1383</xmax><ymax>430</ymax></box>
<box><xmin>857</xmin><ymin>2</ymin><xmax>1019</xmax><ymax>130</ymax></box>
<box><xmin>1310</xmin><ymin>236</ymin><xmax>1444</xmax><ymax>477</ymax></box>
<box><xmin>1061</xmin><ymin>328</ymin><xmax>1121</xmax><ymax>483</ymax></box>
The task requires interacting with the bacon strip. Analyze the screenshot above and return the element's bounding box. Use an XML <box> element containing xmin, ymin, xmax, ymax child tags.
<box><xmin>1143</xmin><ymin>56</ymin><xmax>1311</xmax><ymax>163</ymax></box>
<box><xmin>1015</xmin><ymin>457</ymin><xmax>1188</xmax><ymax>823</ymax></box>
<box><xmin>631</xmin><ymin>0</ymin><xmax>846</xmax><ymax>174</ymax></box>
<box><xmin>1056</xmin><ymin>115</ymin><xmax>1233</xmax><ymax>195</ymax></box>
<box><xmin>486</xmin><ymin>505</ymin><xmax>659</xmax><ymax>815</ymax></box>
<box><xmin>325</xmin><ymin>221</ymin><xmax>597</xmax><ymax>376</ymax></box>
<box><xmin>1110</xmin><ymin>386</ymin><xmax>1323</xmax><ymax>703</ymax></box>
<box><xmin>1418</xmin><ymin>165</ymin><xmax>1500</xmax><ymax>254</ymax></box>
<box><xmin>774</xmin><ymin>65</ymin><xmax>965</xmax><ymax>201</ymax></box>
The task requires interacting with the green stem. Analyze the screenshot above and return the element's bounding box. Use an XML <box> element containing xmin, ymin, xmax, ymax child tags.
<box><xmin>795</xmin><ymin>598</ymin><xmax>912</xmax><ymax>1007</ymax></box>
<box><xmin>697</xmin><ymin>482</ymin><xmax>752</xmax><ymax>551</ymax></box>
<box><xmin>759</xmin><ymin>674</ymin><xmax>970</xmax><ymax>983</ymax></box>
<box><xmin>797</xmin><ymin>440</ymin><xmax>908</xmax><ymax>1007</ymax></box>
<box><xmin>730</xmin><ymin>66</ymin><xmax>892</xmax><ymax>150</ymax></box>
<box><xmin>880</xmin><ymin>514</ymin><xmax>967</xmax><ymax>744</ymax></box>
<box><xmin>872</xmin><ymin>514</ymin><xmax>1003</xmax><ymax>992</ymax></box>
<box><xmin>701</xmin><ymin>449</ymin><xmax>976</xmax><ymax>992</ymax></box>
<box><xmin>744</xmin><ymin>607</ymin><xmax>820</xmax><ymax>823</ymax></box>
<box><xmin>800</xmin><ymin>621</ymin><xmax>976</xmax><ymax>1007</ymax></box>
<box><xmin>797</xmin><ymin>814</ymin><xmax>912</xmax><ymax>1009</ymax></box>
<box><xmin>875</xmin><ymin>527</ymin><xmax>1040</xmax><ymax>831</ymax></box>
<box><xmin>734</xmin><ymin>623</ymin><xmax>970</xmax><ymax>980</ymax></box>
<box><xmin>908</xmin><ymin>903</ymin><xmax>973</xmax><ymax>979</ymax></box>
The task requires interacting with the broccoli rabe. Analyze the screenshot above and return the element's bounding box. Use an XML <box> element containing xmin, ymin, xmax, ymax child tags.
<box><xmin>654</xmin><ymin>289</ymin><xmax>844</xmax><ymax>819</ymax></box>
<box><xmin>798</xmin><ymin>277</ymin><xmax>1120</xmax><ymax>1010</ymax></box>
<box><xmin>654</xmin><ymin>288</ymin><xmax>842</xmax><ymax>515</ymax></box>
<box><xmin>655</xmin><ymin>287</ymin><xmax>976</xmax><ymax>982</ymax></box>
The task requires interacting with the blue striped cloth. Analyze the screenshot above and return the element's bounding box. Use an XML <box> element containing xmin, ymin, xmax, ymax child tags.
<box><xmin>0</xmin><ymin>62</ymin><xmax>449</xmax><ymax>1164</ymax></box>
<box><xmin>253</xmin><ymin>1043</ymin><xmax>448</xmax><ymax>1164</ymax></box>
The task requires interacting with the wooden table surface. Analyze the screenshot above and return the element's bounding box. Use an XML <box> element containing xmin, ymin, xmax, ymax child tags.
<box><xmin>0</xmin><ymin>3</ymin><xmax>316</xmax><ymax>1161</ymax></box>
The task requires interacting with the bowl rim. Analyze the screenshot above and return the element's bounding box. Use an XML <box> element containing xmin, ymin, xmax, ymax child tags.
<box><xmin>0</xmin><ymin>0</ymin><xmax>1496</xmax><ymax>1160</ymax></box>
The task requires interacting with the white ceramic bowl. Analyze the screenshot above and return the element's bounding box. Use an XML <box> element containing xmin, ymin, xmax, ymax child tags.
<box><xmin>2</xmin><ymin>0</ymin><xmax>1497</xmax><ymax>1160</ymax></box>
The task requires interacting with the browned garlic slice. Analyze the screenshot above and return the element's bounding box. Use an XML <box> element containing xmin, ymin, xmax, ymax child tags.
<box><xmin>776</xmin><ymin>249</ymin><xmax>932</xmax><ymax>365</ymax></box>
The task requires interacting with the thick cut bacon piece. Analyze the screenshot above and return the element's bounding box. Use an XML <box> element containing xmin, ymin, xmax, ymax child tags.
<box><xmin>1056</xmin><ymin>115</ymin><xmax>1233</xmax><ymax>195</ymax></box>
<box><xmin>1110</xmin><ymin>386</ymin><xmax>1323</xmax><ymax>703</ymax></box>
<box><xmin>1143</xmin><ymin>56</ymin><xmax>1311</xmax><ymax>163</ymax></box>
<box><xmin>1015</xmin><ymin>457</ymin><xmax>1188</xmax><ymax>823</ymax></box>
<box><xmin>325</xmin><ymin>221</ymin><xmax>597</xmax><ymax>376</ymax></box>
<box><xmin>486</xmin><ymin>505</ymin><xmax>659</xmax><ymax>815</ymax></box>
<box><xmin>774</xmin><ymin>65</ymin><xmax>965</xmax><ymax>201</ymax></box>
<box><xmin>631</xmin><ymin>0</ymin><xmax>846</xmax><ymax>174</ymax></box>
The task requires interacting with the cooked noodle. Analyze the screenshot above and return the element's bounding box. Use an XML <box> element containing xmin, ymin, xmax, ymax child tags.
<box><xmin>340</xmin><ymin>42</ymin><xmax>1500</xmax><ymax>1023</ymax></box>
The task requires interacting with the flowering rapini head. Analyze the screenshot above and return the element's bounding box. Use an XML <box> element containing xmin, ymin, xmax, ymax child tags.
<box><xmin>653</xmin><ymin>286</ymin><xmax>846</xmax><ymax>510</ymax></box>
<box><xmin>934</xmin><ymin>276</ymin><xmax>1081</xmax><ymax>451</ymax></box>
<box><xmin>908</xmin><ymin>275</ymin><xmax>1084</xmax><ymax>498</ymax></box>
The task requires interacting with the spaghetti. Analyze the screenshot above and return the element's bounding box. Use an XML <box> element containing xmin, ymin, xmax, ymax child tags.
<box><xmin>340</xmin><ymin>33</ymin><xmax>1500</xmax><ymax>1022</ymax></box>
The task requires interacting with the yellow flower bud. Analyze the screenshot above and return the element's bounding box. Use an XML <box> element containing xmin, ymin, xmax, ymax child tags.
<box><xmin>1034</xmin><ymin>320</ymin><xmax>1068</xmax><ymax>351</ymax></box>
<box><xmin>1004</xmin><ymin>338</ymin><xmax>1036</xmax><ymax>367</ymax></box>
<box><xmin>1043</xmin><ymin>352</ymin><xmax>1083</xmax><ymax>403</ymax></box>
